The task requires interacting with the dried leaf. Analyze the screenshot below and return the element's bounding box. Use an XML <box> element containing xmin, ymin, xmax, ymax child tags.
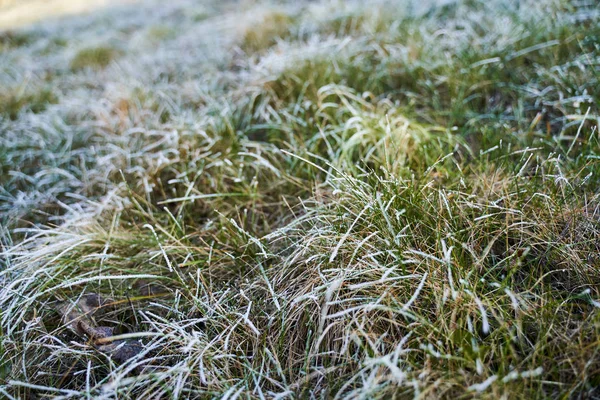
<box><xmin>56</xmin><ymin>293</ymin><xmax>108</xmax><ymax>336</ymax></box>
<box><xmin>96</xmin><ymin>339</ymin><xmax>144</xmax><ymax>363</ymax></box>
<box><xmin>56</xmin><ymin>293</ymin><xmax>145</xmax><ymax>365</ymax></box>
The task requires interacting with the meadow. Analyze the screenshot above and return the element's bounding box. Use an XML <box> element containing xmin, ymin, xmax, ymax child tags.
<box><xmin>1</xmin><ymin>0</ymin><xmax>599</xmax><ymax>398</ymax></box>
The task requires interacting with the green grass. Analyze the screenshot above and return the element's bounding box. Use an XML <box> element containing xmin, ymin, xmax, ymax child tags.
<box><xmin>70</xmin><ymin>45</ymin><xmax>121</xmax><ymax>71</ymax></box>
<box><xmin>146</xmin><ymin>25</ymin><xmax>178</xmax><ymax>42</ymax></box>
<box><xmin>241</xmin><ymin>11</ymin><xmax>295</xmax><ymax>53</ymax></box>
<box><xmin>0</xmin><ymin>87</ymin><xmax>58</xmax><ymax>120</ymax></box>
<box><xmin>0</xmin><ymin>30</ymin><xmax>35</xmax><ymax>51</ymax></box>
<box><xmin>1</xmin><ymin>0</ymin><xmax>600</xmax><ymax>398</ymax></box>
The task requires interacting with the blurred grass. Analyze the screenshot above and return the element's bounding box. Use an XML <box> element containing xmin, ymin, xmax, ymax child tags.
<box><xmin>70</xmin><ymin>45</ymin><xmax>122</xmax><ymax>71</ymax></box>
<box><xmin>0</xmin><ymin>0</ymin><xmax>140</xmax><ymax>30</ymax></box>
<box><xmin>0</xmin><ymin>87</ymin><xmax>58</xmax><ymax>120</ymax></box>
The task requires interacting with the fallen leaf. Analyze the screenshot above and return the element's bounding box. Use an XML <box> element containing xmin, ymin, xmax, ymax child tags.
<box><xmin>56</xmin><ymin>293</ymin><xmax>145</xmax><ymax>365</ymax></box>
<box><xmin>96</xmin><ymin>339</ymin><xmax>144</xmax><ymax>363</ymax></box>
<box><xmin>56</xmin><ymin>293</ymin><xmax>108</xmax><ymax>336</ymax></box>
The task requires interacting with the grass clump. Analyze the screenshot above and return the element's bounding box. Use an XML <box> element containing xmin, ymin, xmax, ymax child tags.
<box><xmin>241</xmin><ymin>11</ymin><xmax>294</xmax><ymax>53</ymax></box>
<box><xmin>146</xmin><ymin>25</ymin><xmax>177</xmax><ymax>42</ymax></box>
<box><xmin>1</xmin><ymin>0</ymin><xmax>600</xmax><ymax>398</ymax></box>
<box><xmin>0</xmin><ymin>87</ymin><xmax>58</xmax><ymax>120</ymax></box>
<box><xmin>70</xmin><ymin>45</ymin><xmax>121</xmax><ymax>71</ymax></box>
<box><xmin>0</xmin><ymin>30</ymin><xmax>35</xmax><ymax>51</ymax></box>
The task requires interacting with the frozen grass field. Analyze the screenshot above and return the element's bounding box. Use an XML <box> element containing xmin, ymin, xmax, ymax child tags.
<box><xmin>1</xmin><ymin>0</ymin><xmax>600</xmax><ymax>398</ymax></box>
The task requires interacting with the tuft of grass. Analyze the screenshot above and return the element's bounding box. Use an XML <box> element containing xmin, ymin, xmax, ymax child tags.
<box><xmin>0</xmin><ymin>30</ymin><xmax>34</xmax><ymax>51</ymax></box>
<box><xmin>241</xmin><ymin>11</ymin><xmax>294</xmax><ymax>53</ymax></box>
<box><xmin>146</xmin><ymin>25</ymin><xmax>177</xmax><ymax>42</ymax></box>
<box><xmin>70</xmin><ymin>45</ymin><xmax>121</xmax><ymax>71</ymax></box>
<box><xmin>0</xmin><ymin>87</ymin><xmax>58</xmax><ymax>120</ymax></box>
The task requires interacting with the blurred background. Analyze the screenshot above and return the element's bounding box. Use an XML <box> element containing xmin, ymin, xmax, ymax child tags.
<box><xmin>0</xmin><ymin>0</ymin><xmax>139</xmax><ymax>29</ymax></box>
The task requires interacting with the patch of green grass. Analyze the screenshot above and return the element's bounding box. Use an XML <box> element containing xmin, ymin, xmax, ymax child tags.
<box><xmin>0</xmin><ymin>30</ymin><xmax>35</xmax><ymax>51</ymax></box>
<box><xmin>192</xmin><ymin>11</ymin><xmax>210</xmax><ymax>22</ymax></box>
<box><xmin>70</xmin><ymin>45</ymin><xmax>121</xmax><ymax>71</ymax></box>
<box><xmin>146</xmin><ymin>25</ymin><xmax>177</xmax><ymax>42</ymax></box>
<box><xmin>241</xmin><ymin>11</ymin><xmax>294</xmax><ymax>53</ymax></box>
<box><xmin>0</xmin><ymin>87</ymin><xmax>58</xmax><ymax>120</ymax></box>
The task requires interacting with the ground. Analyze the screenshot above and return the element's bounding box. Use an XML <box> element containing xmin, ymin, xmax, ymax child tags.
<box><xmin>1</xmin><ymin>0</ymin><xmax>600</xmax><ymax>398</ymax></box>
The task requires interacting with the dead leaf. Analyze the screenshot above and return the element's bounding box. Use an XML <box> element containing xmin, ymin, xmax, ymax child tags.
<box><xmin>56</xmin><ymin>293</ymin><xmax>108</xmax><ymax>336</ymax></box>
<box><xmin>56</xmin><ymin>293</ymin><xmax>145</xmax><ymax>365</ymax></box>
<box><xmin>96</xmin><ymin>338</ymin><xmax>144</xmax><ymax>363</ymax></box>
